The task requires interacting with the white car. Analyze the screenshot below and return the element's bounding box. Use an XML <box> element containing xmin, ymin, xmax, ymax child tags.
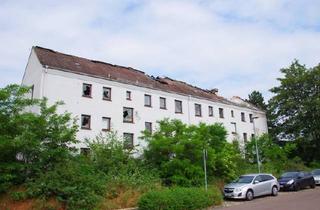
<box><xmin>312</xmin><ymin>169</ymin><xmax>320</xmax><ymax>185</ymax></box>
<box><xmin>224</xmin><ymin>173</ymin><xmax>280</xmax><ymax>201</ymax></box>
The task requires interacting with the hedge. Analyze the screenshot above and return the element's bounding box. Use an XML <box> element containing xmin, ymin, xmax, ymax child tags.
<box><xmin>138</xmin><ymin>186</ymin><xmax>222</xmax><ymax>210</ymax></box>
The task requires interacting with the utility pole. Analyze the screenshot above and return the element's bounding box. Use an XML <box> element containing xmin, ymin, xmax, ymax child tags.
<box><xmin>252</xmin><ymin>116</ymin><xmax>261</xmax><ymax>173</ymax></box>
<box><xmin>203</xmin><ymin>148</ymin><xmax>208</xmax><ymax>191</ymax></box>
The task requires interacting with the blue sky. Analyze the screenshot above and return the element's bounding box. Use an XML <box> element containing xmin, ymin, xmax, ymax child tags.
<box><xmin>1</xmin><ymin>0</ymin><xmax>320</xmax><ymax>100</ymax></box>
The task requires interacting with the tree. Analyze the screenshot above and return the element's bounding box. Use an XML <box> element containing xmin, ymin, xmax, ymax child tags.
<box><xmin>268</xmin><ymin>60</ymin><xmax>320</xmax><ymax>163</ymax></box>
<box><xmin>0</xmin><ymin>84</ymin><xmax>78</xmax><ymax>192</ymax></box>
<box><xmin>245</xmin><ymin>134</ymin><xmax>296</xmax><ymax>174</ymax></box>
<box><xmin>246</xmin><ymin>90</ymin><xmax>267</xmax><ymax>110</ymax></box>
<box><xmin>141</xmin><ymin>119</ymin><xmax>241</xmax><ymax>186</ymax></box>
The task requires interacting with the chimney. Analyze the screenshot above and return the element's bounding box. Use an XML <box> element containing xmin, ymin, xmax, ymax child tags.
<box><xmin>209</xmin><ymin>88</ymin><xmax>219</xmax><ymax>94</ymax></box>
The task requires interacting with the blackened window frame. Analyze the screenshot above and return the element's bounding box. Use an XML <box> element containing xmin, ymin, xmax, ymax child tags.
<box><xmin>81</xmin><ymin>114</ymin><xmax>91</xmax><ymax>130</ymax></box>
<box><xmin>123</xmin><ymin>107</ymin><xmax>134</xmax><ymax>123</ymax></box>
<box><xmin>126</xmin><ymin>91</ymin><xmax>131</xmax><ymax>100</ymax></box>
<box><xmin>102</xmin><ymin>87</ymin><xmax>112</xmax><ymax>101</ymax></box>
<box><xmin>82</xmin><ymin>83</ymin><xmax>92</xmax><ymax>98</ymax></box>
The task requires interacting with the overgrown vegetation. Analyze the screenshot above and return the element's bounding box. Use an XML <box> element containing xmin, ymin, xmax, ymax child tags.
<box><xmin>0</xmin><ymin>85</ymin><xmax>159</xmax><ymax>209</ymax></box>
<box><xmin>141</xmin><ymin>119</ymin><xmax>242</xmax><ymax>186</ymax></box>
<box><xmin>0</xmin><ymin>59</ymin><xmax>319</xmax><ymax>210</ymax></box>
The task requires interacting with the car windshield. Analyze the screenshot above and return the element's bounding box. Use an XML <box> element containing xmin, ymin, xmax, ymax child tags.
<box><xmin>233</xmin><ymin>176</ymin><xmax>254</xmax><ymax>183</ymax></box>
<box><xmin>281</xmin><ymin>172</ymin><xmax>299</xmax><ymax>178</ymax></box>
<box><xmin>312</xmin><ymin>169</ymin><xmax>320</xmax><ymax>175</ymax></box>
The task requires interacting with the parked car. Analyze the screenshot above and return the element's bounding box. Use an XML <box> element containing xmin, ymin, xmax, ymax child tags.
<box><xmin>224</xmin><ymin>174</ymin><xmax>279</xmax><ymax>201</ymax></box>
<box><xmin>278</xmin><ymin>171</ymin><xmax>315</xmax><ymax>191</ymax></box>
<box><xmin>311</xmin><ymin>169</ymin><xmax>320</xmax><ymax>185</ymax></box>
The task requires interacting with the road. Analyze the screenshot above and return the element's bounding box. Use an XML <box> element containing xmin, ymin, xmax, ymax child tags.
<box><xmin>215</xmin><ymin>187</ymin><xmax>320</xmax><ymax>210</ymax></box>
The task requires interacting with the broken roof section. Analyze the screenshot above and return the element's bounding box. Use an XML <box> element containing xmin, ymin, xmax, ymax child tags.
<box><xmin>33</xmin><ymin>46</ymin><xmax>262</xmax><ymax>111</ymax></box>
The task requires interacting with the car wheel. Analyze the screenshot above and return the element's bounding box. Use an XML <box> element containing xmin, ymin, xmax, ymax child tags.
<box><xmin>311</xmin><ymin>182</ymin><xmax>316</xmax><ymax>189</ymax></box>
<box><xmin>271</xmin><ymin>186</ymin><xmax>278</xmax><ymax>196</ymax></box>
<box><xmin>246</xmin><ymin>190</ymin><xmax>254</xmax><ymax>201</ymax></box>
<box><xmin>294</xmin><ymin>184</ymin><xmax>300</xmax><ymax>191</ymax></box>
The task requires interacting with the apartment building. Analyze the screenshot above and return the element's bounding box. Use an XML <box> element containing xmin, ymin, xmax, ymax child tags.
<box><xmin>22</xmin><ymin>46</ymin><xmax>268</xmax><ymax>152</ymax></box>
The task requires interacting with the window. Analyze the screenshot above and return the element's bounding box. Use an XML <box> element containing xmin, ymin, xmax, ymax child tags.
<box><xmin>160</xmin><ymin>97</ymin><xmax>167</xmax><ymax>109</ymax></box>
<box><xmin>254</xmin><ymin>175</ymin><xmax>263</xmax><ymax>183</ymax></box>
<box><xmin>251</xmin><ymin>133</ymin><xmax>255</xmax><ymax>139</ymax></box>
<box><xmin>241</xmin><ymin>112</ymin><xmax>246</xmax><ymax>122</ymax></box>
<box><xmin>208</xmin><ymin>106</ymin><xmax>213</xmax><ymax>117</ymax></box>
<box><xmin>82</xmin><ymin>83</ymin><xmax>92</xmax><ymax>97</ymax></box>
<box><xmin>175</xmin><ymin>100</ymin><xmax>183</xmax><ymax>113</ymax></box>
<box><xmin>231</xmin><ymin>110</ymin><xmax>234</xmax><ymax>118</ymax></box>
<box><xmin>102</xmin><ymin>87</ymin><xmax>111</xmax><ymax>100</ymax></box>
<box><xmin>219</xmin><ymin>108</ymin><xmax>224</xmax><ymax>118</ymax></box>
<box><xmin>126</xmin><ymin>91</ymin><xmax>131</xmax><ymax>100</ymax></box>
<box><xmin>145</xmin><ymin>122</ymin><xmax>152</xmax><ymax>133</ymax></box>
<box><xmin>102</xmin><ymin>117</ymin><xmax>111</xmax><ymax>131</ymax></box>
<box><xmin>195</xmin><ymin>104</ymin><xmax>202</xmax><ymax>117</ymax></box>
<box><xmin>231</xmin><ymin>122</ymin><xmax>237</xmax><ymax>134</ymax></box>
<box><xmin>262</xmin><ymin>175</ymin><xmax>274</xmax><ymax>181</ymax></box>
<box><xmin>81</xmin><ymin>114</ymin><xmax>91</xmax><ymax>129</ymax></box>
<box><xmin>123</xmin><ymin>133</ymin><xmax>134</xmax><ymax>149</ymax></box>
<box><xmin>123</xmin><ymin>107</ymin><xmax>133</xmax><ymax>123</ymax></box>
<box><xmin>144</xmin><ymin>94</ymin><xmax>152</xmax><ymax>107</ymax></box>
<box><xmin>249</xmin><ymin>114</ymin><xmax>253</xmax><ymax>123</ymax></box>
<box><xmin>243</xmin><ymin>133</ymin><xmax>248</xmax><ymax>143</ymax></box>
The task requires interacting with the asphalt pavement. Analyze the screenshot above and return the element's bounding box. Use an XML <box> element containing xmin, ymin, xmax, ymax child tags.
<box><xmin>214</xmin><ymin>187</ymin><xmax>320</xmax><ymax>210</ymax></box>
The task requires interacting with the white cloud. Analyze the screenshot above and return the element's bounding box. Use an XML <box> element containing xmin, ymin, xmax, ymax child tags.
<box><xmin>0</xmin><ymin>0</ymin><xmax>320</xmax><ymax>100</ymax></box>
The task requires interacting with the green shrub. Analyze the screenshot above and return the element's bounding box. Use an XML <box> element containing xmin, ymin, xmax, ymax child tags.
<box><xmin>142</xmin><ymin>119</ymin><xmax>240</xmax><ymax>186</ymax></box>
<box><xmin>138</xmin><ymin>186</ymin><xmax>222</xmax><ymax>210</ymax></box>
<box><xmin>27</xmin><ymin>157</ymin><xmax>107</xmax><ymax>210</ymax></box>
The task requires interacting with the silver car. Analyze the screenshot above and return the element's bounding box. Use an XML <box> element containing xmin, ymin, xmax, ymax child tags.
<box><xmin>312</xmin><ymin>169</ymin><xmax>320</xmax><ymax>185</ymax></box>
<box><xmin>224</xmin><ymin>173</ymin><xmax>280</xmax><ymax>201</ymax></box>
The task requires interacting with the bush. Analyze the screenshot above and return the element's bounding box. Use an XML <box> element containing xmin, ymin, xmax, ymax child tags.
<box><xmin>26</xmin><ymin>157</ymin><xmax>107</xmax><ymax>210</ymax></box>
<box><xmin>0</xmin><ymin>85</ymin><xmax>78</xmax><ymax>193</ymax></box>
<box><xmin>142</xmin><ymin>119</ymin><xmax>240</xmax><ymax>186</ymax></box>
<box><xmin>138</xmin><ymin>186</ymin><xmax>222</xmax><ymax>210</ymax></box>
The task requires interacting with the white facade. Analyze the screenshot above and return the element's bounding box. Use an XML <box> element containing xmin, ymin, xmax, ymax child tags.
<box><xmin>22</xmin><ymin>48</ymin><xmax>268</xmax><ymax>152</ymax></box>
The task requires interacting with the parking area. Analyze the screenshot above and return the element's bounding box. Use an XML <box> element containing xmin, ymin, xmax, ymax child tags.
<box><xmin>214</xmin><ymin>187</ymin><xmax>320</xmax><ymax>210</ymax></box>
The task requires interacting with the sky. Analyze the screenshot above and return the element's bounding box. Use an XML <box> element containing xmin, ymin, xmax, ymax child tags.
<box><xmin>1</xmin><ymin>0</ymin><xmax>320</xmax><ymax>100</ymax></box>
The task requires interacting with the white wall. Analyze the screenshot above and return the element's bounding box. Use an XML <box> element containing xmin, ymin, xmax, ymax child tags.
<box><xmin>23</xmin><ymin>50</ymin><xmax>268</xmax><ymax>151</ymax></box>
<box><xmin>21</xmin><ymin>49</ymin><xmax>44</xmax><ymax>112</ymax></box>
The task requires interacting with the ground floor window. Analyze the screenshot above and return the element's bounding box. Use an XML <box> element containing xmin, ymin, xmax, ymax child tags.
<box><xmin>123</xmin><ymin>133</ymin><xmax>134</xmax><ymax>149</ymax></box>
<box><xmin>81</xmin><ymin>114</ymin><xmax>91</xmax><ymax>129</ymax></box>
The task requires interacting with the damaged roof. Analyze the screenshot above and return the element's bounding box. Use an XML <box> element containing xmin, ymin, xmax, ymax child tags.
<box><xmin>33</xmin><ymin>46</ymin><xmax>262</xmax><ymax>111</ymax></box>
